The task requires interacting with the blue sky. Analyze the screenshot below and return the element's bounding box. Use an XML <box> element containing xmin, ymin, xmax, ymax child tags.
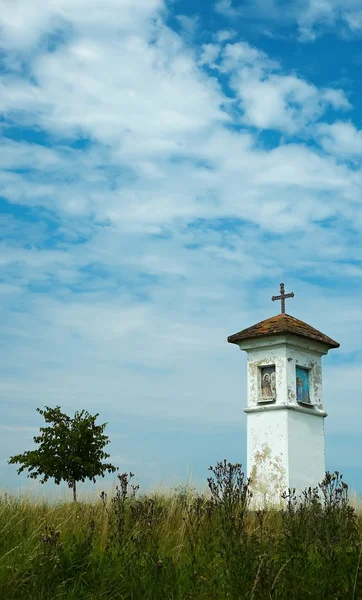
<box><xmin>1</xmin><ymin>0</ymin><xmax>362</xmax><ymax>499</ymax></box>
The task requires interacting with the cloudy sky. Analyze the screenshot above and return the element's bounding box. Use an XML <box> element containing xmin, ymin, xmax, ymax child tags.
<box><xmin>1</xmin><ymin>0</ymin><xmax>362</xmax><ymax>498</ymax></box>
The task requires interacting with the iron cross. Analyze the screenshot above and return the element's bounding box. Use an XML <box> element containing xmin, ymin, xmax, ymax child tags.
<box><xmin>272</xmin><ymin>283</ymin><xmax>294</xmax><ymax>314</ymax></box>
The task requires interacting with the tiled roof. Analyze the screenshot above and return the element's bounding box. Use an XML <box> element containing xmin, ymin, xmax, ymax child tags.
<box><xmin>227</xmin><ymin>313</ymin><xmax>340</xmax><ymax>349</ymax></box>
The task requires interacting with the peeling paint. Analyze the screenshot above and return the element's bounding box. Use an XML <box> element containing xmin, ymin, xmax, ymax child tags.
<box><xmin>249</xmin><ymin>438</ymin><xmax>287</xmax><ymax>507</ymax></box>
<box><xmin>288</xmin><ymin>386</ymin><xmax>296</xmax><ymax>402</ymax></box>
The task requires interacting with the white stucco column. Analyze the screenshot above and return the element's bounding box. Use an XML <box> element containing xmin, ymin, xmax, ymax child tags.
<box><xmin>228</xmin><ymin>313</ymin><xmax>339</xmax><ymax>507</ymax></box>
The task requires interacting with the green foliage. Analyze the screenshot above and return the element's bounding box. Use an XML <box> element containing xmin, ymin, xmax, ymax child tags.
<box><xmin>1</xmin><ymin>465</ymin><xmax>362</xmax><ymax>599</ymax></box>
<box><xmin>8</xmin><ymin>406</ymin><xmax>117</xmax><ymax>501</ymax></box>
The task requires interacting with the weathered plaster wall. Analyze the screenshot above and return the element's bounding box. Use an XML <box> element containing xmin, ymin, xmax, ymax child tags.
<box><xmin>247</xmin><ymin>345</ymin><xmax>287</xmax><ymax>407</ymax></box>
<box><xmin>247</xmin><ymin>410</ymin><xmax>288</xmax><ymax>507</ymax></box>
<box><xmin>287</xmin><ymin>410</ymin><xmax>325</xmax><ymax>494</ymax></box>
<box><xmin>245</xmin><ymin>336</ymin><xmax>325</xmax><ymax>409</ymax></box>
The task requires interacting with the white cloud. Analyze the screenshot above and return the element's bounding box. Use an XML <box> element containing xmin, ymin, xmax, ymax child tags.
<box><xmin>214</xmin><ymin>0</ymin><xmax>242</xmax><ymax>18</ymax></box>
<box><xmin>199</xmin><ymin>43</ymin><xmax>221</xmax><ymax>67</ymax></box>
<box><xmin>296</xmin><ymin>0</ymin><xmax>362</xmax><ymax>40</ymax></box>
<box><xmin>221</xmin><ymin>40</ymin><xmax>273</xmax><ymax>71</ymax></box>
<box><xmin>297</xmin><ymin>0</ymin><xmax>337</xmax><ymax>41</ymax></box>
<box><xmin>317</xmin><ymin>121</ymin><xmax>362</xmax><ymax>156</ymax></box>
<box><xmin>214</xmin><ymin>29</ymin><xmax>237</xmax><ymax>42</ymax></box>
<box><xmin>214</xmin><ymin>0</ymin><xmax>362</xmax><ymax>41</ymax></box>
<box><xmin>176</xmin><ymin>15</ymin><xmax>200</xmax><ymax>37</ymax></box>
<box><xmin>219</xmin><ymin>42</ymin><xmax>350</xmax><ymax>133</ymax></box>
<box><xmin>321</xmin><ymin>88</ymin><xmax>351</xmax><ymax>110</ymax></box>
<box><xmin>0</xmin><ymin>0</ymin><xmax>164</xmax><ymax>50</ymax></box>
<box><xmin>344</xmin><ymin>8</ymin><xmax>362</xmax><ymax>32</ymax></box>
<box><xmin>1</xmin><ymin>31</ymin><xmax>226</xmax><ymax>152</ymax></box>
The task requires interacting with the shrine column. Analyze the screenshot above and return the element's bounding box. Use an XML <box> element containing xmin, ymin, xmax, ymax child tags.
<box><xmin>227</xmin><ymin>283</ymin><xmax>340</xmax><ymax>507</ymax></box>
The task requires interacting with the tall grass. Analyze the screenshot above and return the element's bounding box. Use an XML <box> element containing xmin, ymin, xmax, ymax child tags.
<box><xmin>1</xmin><ymin>462</ymin><xmax>361</xmax><ymax>599</ymax></box>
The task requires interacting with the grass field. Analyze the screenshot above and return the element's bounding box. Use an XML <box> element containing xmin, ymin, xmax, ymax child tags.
<box><xmin>1</xmin><ymin>462</ymin><xmax>361</xmax><ymax>599</ymax></box>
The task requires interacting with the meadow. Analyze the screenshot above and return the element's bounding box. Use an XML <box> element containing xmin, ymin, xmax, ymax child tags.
<box><xmin>1</xmin><ymin>461</ymin><xmax>361</xmax><ymax>600</ymax></box>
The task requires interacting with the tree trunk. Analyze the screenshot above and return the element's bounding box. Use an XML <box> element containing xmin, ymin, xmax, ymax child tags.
<box><xmin>73</xmin><ymin>480</ymin><xmax>77</xmax><ymax>502</ymax></box>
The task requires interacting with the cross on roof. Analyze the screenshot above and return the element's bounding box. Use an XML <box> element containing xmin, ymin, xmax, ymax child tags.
<box><xmin>272</xmin><ymin>283</ymin><xmax>294</xmax><ymax>314</ymax></box>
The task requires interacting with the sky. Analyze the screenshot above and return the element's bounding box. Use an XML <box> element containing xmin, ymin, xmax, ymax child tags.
<box><xmin>1</xmin><ymin>0</ymin><xmax>362</xmax><ymax>499</ymax></box>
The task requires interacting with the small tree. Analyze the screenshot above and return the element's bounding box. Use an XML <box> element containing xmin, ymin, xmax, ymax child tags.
<box><xmin>8</xmin><ymin>406</ymin><xmax>118</xmax><ymax>501</ymax></box>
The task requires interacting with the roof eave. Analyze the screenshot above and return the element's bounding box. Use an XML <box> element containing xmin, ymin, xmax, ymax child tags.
<box><xmin>227</xmin><ymin>331</ymin><xmax>340</xmax><ymax>349</ymax></box>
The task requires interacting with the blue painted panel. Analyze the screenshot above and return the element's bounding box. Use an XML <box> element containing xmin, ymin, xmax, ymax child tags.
<box><xmin>296</xmin><ymin>367</ymin><xmax>310</xmax><ymax>404</ymax></box>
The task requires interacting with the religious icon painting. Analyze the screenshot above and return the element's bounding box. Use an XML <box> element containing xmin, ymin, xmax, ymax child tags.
<box><xmin>260</xmin><ymin>366</ymin><xmax>276</xmax><ymax>402</ymax></box>
<box><xmin>296</xmin><ymin>366</ymin><xmax>310</xmax><ymax>404</ymax></box>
